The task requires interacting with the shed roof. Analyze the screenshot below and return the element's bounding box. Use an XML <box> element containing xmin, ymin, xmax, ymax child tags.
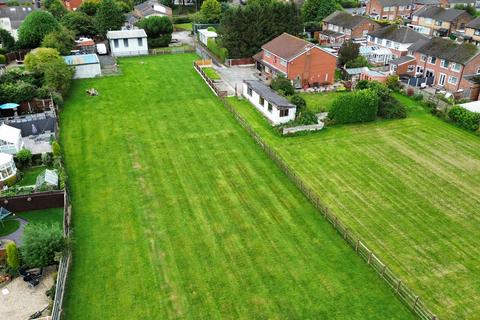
<box><xmin>64</xmin><ymin>54</ymin><xmax>100</xmax><ymax>66</ymax></box>
<box><xmin>409</xmin><ymin>37</ymin><xmax>479</xmax><ymax>64</ymax></box>
<box><xmin>323</xmin><ymin>11</ymin><xmax>372</xmax><ymax>29</ymax></box>
<box><xmin>134</xmin><ymin>0</ymin><xmax>172</xmax><ymax>16</ymax></box>
<box><xmin>459</xmin><ymin>100</ymin><xmax>480</xmax><ymax>113</ymax></box>
<box><xmin>198</xmin><ymin>29</ymin><xmax>217</xmax><ymax>38</ymax></box>
<box><xmin>107</xmin><ymin>29</ymin><xmax>147</xmax><ymax>39</ymax></box>
<box><xmin>0</xmin><ymin>123</ymin><xmax>21</xmax><ymax>144</ymax></box>
<box><xmin>369</xmin><ymin>25</ymin><xmax>428</xmax><ymax>43</ymax></box>
<box><xmin>244</xmin><ymin>80</ymin><xmax>295</xmax><ymax>109</ymax></box>
<box><xmin>413</xmin><ymin>6</ymin><xmax>468</xmax><ymax>22</ymax></box>
<box><xmin>318</xmin><ymin>29</ymin><xmax>345</xmax><ymax>38</ymax></box>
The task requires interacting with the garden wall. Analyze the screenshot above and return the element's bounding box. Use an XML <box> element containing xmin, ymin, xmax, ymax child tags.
<box><xmin>227</xmin><ymin>58</ymin><xmax>255</xmax><ymax>67</ymax></box>
<box><xmin>0</xmin><ymin>190</ymin><xmax>65</xmax><ymax>212</ymax></box>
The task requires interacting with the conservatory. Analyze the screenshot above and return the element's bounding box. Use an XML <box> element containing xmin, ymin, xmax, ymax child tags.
<box><xmin>0</xmin><ymin>153</ymin><xmax>17</xmax><ymax>182</ymax></box>
<box><xmin>0</xmin><ymin>124</ymin><xmax>23</xmax><ymax>154</ymax></box>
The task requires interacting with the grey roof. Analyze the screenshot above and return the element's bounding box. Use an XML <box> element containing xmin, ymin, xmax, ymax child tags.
<box><xmin>408</xmin><ymin>37</ymin><xmax>479</xmax><ymax>64</ymax></box>
<box><xmin>323</xmin><ymin>11</ymin><xmax>372</xmax><ymax>29</ymax></box>
<box><xmin>369</xmin><ymin>25</ymin><xmax>428</xmax><ymax>44</ymax></box>
<box><xmin>413</xmin><ymin>6</ymin><xmax>469</xmax><ymax>22</ymax></box>
<box><xmin>466</xmin><ymin>16</ymin><xmax>480</xmax><ymax>29</ymax></box>
<box><xmin>414</xmin><ymin>0</ymin><xmax>440</xmax><ymax>4</ymax></box>
<box><xmin>447</xmin><ymin>0</ymin><xmax>474</xmax><ymax>3</ymax></box>
<box><xmin>389</xmin><ymin>55</ymin><xmax>416</xmax><ymax>65</ymax></box>
<box><xmin>377</xmin><ymin>0</ymin><xmax>413</xmax><ymax>6</ymax></box>
<box><xmin>319</xmin><ymin>29</ymin><xmax>344</xmax><ymax>38</ymax></box>
<box><xmin>0</xmin><ymin>6</ymin><xmax>36</xmax><ymax>29</ymax></box>
<box><xmin>134</xmin><ymin>0</ymin><xmax>172</xmax><ymax>16</ymax></box>
<box><xmin>107</xmin><ymin>29</ymin><xmax>147</xmax><ymax>39</ymax></box>
<box><xmin>244</xmin><ymin>80</ymin><xmax>295</xmax><ymax>109</ymax></box>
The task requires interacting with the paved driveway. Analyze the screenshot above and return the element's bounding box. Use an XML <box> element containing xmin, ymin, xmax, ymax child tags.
<box><xmin>215</xmin><ymin>66</ymin><xmax>259</xmax><ymax>96</ymax></box>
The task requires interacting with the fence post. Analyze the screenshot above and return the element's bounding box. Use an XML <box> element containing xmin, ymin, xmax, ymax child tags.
<box><xmin>413</xmin><ymin>296</ymin><xmax>419</xmax><ymax>310</ymax></box>
<box><xmin>396</xmin><ymin>280</ymin><xmax>402</xmax><ymax>292</ymax></box>
<box><xmin>355</xmin><ymin>240</ymin><xmax>359</xmax><ymax>252</ymax></box>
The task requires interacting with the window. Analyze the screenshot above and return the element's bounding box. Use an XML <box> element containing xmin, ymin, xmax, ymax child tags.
<box><xmin>391</xmin><ymin>64</ymin><xmax>397</xmax><ymax>72</ymax></box>
<box><xmin>137</xmin><ymin>38</ymin><xmax>143</xmax><ymax>46</ymax></box>
<box><xmin>268</xmin><ymin>103</ymin><xmax>272</xmax><ymax>112</ymax></box>
<box><xmin>451</xmin><ymin>63</ymin><xmax>461</xmax><ymax>72</ymax></box>
<box><xmin>476</xmin><ymin>67</ymin><xmax>480</xmax><ymax>74</ymax></box>
<box><xmin>259</xmin><ymin>96</ymin><xmax>264</xmax><ymax>106</ymax></box>
<box><xmin>475</xmin><ymin>29</ymin><xmax>480</xmax><ymax>36</ymax></box>
<box><xmin>394</xmin><ymin>43</ymin><xmax>399</xmax><ymax>50</ymax></box>
<box><xmin>247</xmin><ymin>87</ymin><xmax>252</xmax><ymax>96</ymax></box>
<box><xmin>448</xmin><ymin>75</ymin><xmax>458</xmax><ymax>85</ymax></box>
<box><xmin>123</xmin><ymin>39</ymin><xmax>129</xmax><ymax>47</ymax></box>
<box><xmin>265</xmin><ymin>51</ymin><xmax>271</xmax><ymax>58</ymax></box>
<box><xmin>441</xmin><ymin>59</ymin><xmax>449</xmax><ymax>68</ymax></box>
<box><xmin>280</xmin><ymin>109</ymin><xmax>289</xmax><ymax>117</ymax></box>
<box><xmin>428</xmin><ymin>56</ymin><xmax>437</xmax><ymax>64</ymax></box>
<box><xmin>399</xmin><ymin>6</ymin><xmax>405</xmax><ymax>10</ymax></box>
<box><xmin>114</xmin><ymin>39</ymin><xmax>119</xmax><ymax>48</ymax></box>
<box><xmin>345</xmin><ymin>29</ymin><xmax>351</xmax><ymax>35</ymax></box>
<box><xmin>280</xmin><ymin>59</ymin><xmax>287</xmax><ymax>67</ymax></box>
<box><xmin>385</xmin><ymin>40</ymin><xmax>391</xmax><ymax>47</ymax></box>
<box><xmin>407</xmin><ymin>65</ymin><xmax>415</xmax><ymax>72</ymax></box>
<box><xmin>434</xmin><ymin>20</ymin><xmax>442</xmax><ymax>26</ymax></box>
<box><xmin>420</xmin><ymin>54</ymin><xmax>427</xmax><ymax>62</ymax></box>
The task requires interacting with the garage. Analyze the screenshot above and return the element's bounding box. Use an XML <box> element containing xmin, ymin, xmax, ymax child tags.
<box><xmin>64</xmin><ymin>54</ymin><xmax>102</xmax><ymax>79</ymax></box>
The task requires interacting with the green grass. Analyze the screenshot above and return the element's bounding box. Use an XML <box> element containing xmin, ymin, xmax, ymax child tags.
<box><xmin>17</xmin><ymin>208</ymin><xmax>63</xmax><ymax>226</ymax></box>
<box><xmin>299</xmin><ymin>91</ymin><xmax>344</xmax><ymax>113</ymax></box>
<box><xmin>174</xmin><ymin>23</ymin><xmax>192</xmax><ymax>31</ymax></box>
<box><xmin>60</xmin><ymin>54</ymin><xmax>413</xmax><ymax>319</ymax></box>
<box><xmin>17</xmin><ymin>166</ymin><xmax>46</xmax><ymax>187</ymax></box>
<box><xmin>0</xmin><ymin>219</ymin><xmax>20</xmax><ymax>237</ymax></box>
<box><xmin>202</xmin><ymin>67</ymin><xmax>220</xmax><ymax>80</ymax></box>
<box><xmin>229</xmin><ymin>95</ymin><xmax>480</xmax><ymax>319</ymax></box>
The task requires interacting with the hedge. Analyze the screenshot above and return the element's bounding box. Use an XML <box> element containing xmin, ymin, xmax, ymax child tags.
<box><xmin>329</xmin><ymin>89</ymin><xmax>379</xmax><ymax>124</ymax></box>
<box><xmin>207</xmin><ymin>38</ymin><xmax>228</xmax><ymax>62</ymax></box>
<box><xmin>448</xmin><ymin>106</ymin><xmax>480</xmax><ymax>131</ymax></box>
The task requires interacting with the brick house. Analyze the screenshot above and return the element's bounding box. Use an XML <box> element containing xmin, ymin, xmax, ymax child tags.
<box><xmin>441</xmin><ymin>0</ymin><xmax>475</xmax><ymax>8</ymax></box>
<box><xmin>409</xmin><ymin>6</ymin><xmax>472</xmax><ymax>36</ymax></box>
<box><xmin>408</xmin><ymin>37</ymin><xmax>480</xmax><ymax>99</ymax></box>
<box><xmin>388</xmin><ymin>55</ymin><xmax>417</xmax><ymax>75</ymax></box>
<box><xmin>253</xmin><ymin>33</ymin><xmax>337</xmax><ymax>87</ymax></box>
<box><xmin>464</xmin><ymin>17</ymin><xmax>480</xmax><ymax>45</ymax></box>
<box><xmin>366</xmin><ymin>25</ymin><xmax>428</xmax><ymax>62</ymax></box>
<box><xmin>366</xmin><ymin>0</ymin><xmax>415</xmax><ymax>20</ymax></box>
<box><xmin>316</xmin><ymin>11</ymin><xmax>379</xmax><ymax>45</ymax></box>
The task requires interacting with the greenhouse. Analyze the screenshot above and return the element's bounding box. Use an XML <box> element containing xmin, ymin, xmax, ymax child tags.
<box><xmin>35</xmin><ymin>169</ymin><xmax>58</xmax><ymax>190</ymax></box>
<box><xmin>0</xmin><ymin>124</ymin><xmax>23</xmax><ymax>155</ymax></box>
<box><xmin>0</xmin><ymin>153</ymin><xmax>17</xmax><ymax>182</ymax></box>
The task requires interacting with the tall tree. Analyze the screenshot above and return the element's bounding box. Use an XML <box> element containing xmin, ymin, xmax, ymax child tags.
<box><xmin>0</xmin><ymin>29</ymin><xmax>15</xmax><ymax>52</ymax></box>
<box><xmin>41</xmin><ymin>26</ymin><xmax>76</xmax><ymax>55</ymax></box>
<box><xmin>78</xmin><ymin>0</ymin><xmax>100</xmax><ymax>16</ymax></box>
<box><xmin>199</xmin><ymin>0</ymin><xmax>221</xmax><ymax>23</ymax></box>
<box><xmin>61</xmin><ymin>11</ymin><xmax>97</xmax><ymax>37</ymax></box>
<box><xmin>136</xmin><ymin>16</ymin><xmax>173</xmax><ymax>47</ymax></box>
<box><xmin>302</xmin><ymin>0</ymin><xmax>337</xmax><ymax>22</ymax></box>
<box><xmin>17</xmin><ymin>11</ymin><xmax>60</xmax><ymax>49</ymax></box>
<box><xmin>95</xmin><ymin>0</ymin><xmax>124</xmax><ymax>37</ymax></box>
<box><xmin>46</xmin><ymin>0</ymin><xmax>68</xmax><ymax>19</ymax></box>
<box><xmin>338</xmin><ymin>41</ymin><xmax>360</xmax><ymax>66</ymax></box>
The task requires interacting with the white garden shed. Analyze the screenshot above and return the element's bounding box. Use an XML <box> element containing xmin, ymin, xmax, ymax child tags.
<box><xmin>198</xmin><ymin>28</ymin><xmax>217</xmax><ymax>46</ymax></box>
<box><xmin>0</xmin><ymin>152</ymin><xmax>16</xmax><ymax>182</ymax></box>
<box><xmin>107</xmin><ymin>29</ymin><xmax>148</xmax><ymax>57</ymax></box>
<box><xmin>0</xmin><ymin>123</ymin><xmax>23</xmax><ymax>154</ymax></box>
<box><xmin>64</xmin><ymin>54</ymin><xmax>102</xmax><ymax>79</ymax></box>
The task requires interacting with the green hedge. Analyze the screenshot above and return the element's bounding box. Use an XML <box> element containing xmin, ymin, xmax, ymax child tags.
<box><xmin>448</xmin><ymin>106</ymin><xmax>480</xmax><ymax>131</ymax></box>
<box><xmin>207</xmin><ymin>38</ymin><xmax>228</xmax><ymax>62</ymax></box>
<box><xmin>329</xmin><ymin>89</ymin><xmax>379</xmax><ymax>124</ymax></box>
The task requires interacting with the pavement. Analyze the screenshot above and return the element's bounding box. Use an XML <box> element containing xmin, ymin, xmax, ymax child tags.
<box><xmin>0</xmin><ymin>265</ymin><xmax>56</xmax><ymax>320</ymax></box>
<box><xmin>23</xmin><ymin>134</ymin><xmax>53</xmax><ymax>155</ymax></box>
<box><xmin>172</xmin><ymin>31</ymin><xmax>194</xmax><ymax>47</ymax></box>
<box><xmin>0</xmin><ymin>218</ymin><xmax>27</xmax><ymax>246</ymax></box>
<box><xmin>214</xmin><ymin>66</ymin><xmax>259</xmax><ymax>96</ymax></box>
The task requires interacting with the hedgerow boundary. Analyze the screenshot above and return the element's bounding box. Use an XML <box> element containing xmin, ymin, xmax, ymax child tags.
<box><xmin>218</xmin><ymin>96</ymin><xmax>438</xmax><ymax>320</ymax></box>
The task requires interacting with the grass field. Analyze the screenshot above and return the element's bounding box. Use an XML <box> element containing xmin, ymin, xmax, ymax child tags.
<box><xmin>230</xmin><ymin>94</ymin><xmax>480</xmax><ymax>319</ymax></box>
<box><xmin>299</xmin><ymin>91</ymin><xmax>344</xmax><ymax>113</ymax></box>
<box><xmin>60</xmin><ymin>54</ymin><xmax>413</xmax><ymax>319</ymax></box>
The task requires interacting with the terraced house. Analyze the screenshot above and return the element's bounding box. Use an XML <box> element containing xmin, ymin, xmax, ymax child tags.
<box><xmin>317</xmin><ymin>11</ymin><xmax>379</xmax><ymax>45</ymax></box>
<box><xmin>366</xmin><ymin>0</ymin><xmax>414</xmax><ymax>20</ymax></box>
<box><xmin>409</xmin><ymin>6</ymin><xmax>472</xmax><ymax>37</ymax></box>
<box><xmin>408</xmin><ymin>37</ymin><xmax>480</xmax><ymax>99</ymax></box>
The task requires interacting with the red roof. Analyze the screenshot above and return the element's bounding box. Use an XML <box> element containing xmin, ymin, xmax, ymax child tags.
<box><xmin>261</xmin><ymin>33</ymin><xmax>314</xmax><ymax>61</ymax></box>
<box><xmin>64</xmin><ymin>0</ymin><xmax>83</xmax><ymax>11</ymax></box>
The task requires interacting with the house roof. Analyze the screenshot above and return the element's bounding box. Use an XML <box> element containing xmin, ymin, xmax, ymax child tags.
<box><xmin>134</xmin><ymin>0</ymin><xmax>172</xmax><ymax>16</ymax></box>
<box><xmin>244</xmin><ymin>80</ymin><xmax>295</xmax><ymax>109</ymax></box>
<box><xmin>369</xmin><ymin>25</ymin><xmax>428</xmax><ymax>44</ymax></box>
<box><xmin>413</xmin><ymin>6</ymin><xmax>468</xmax><ymax>22</ymax></box>
<box><xmin>376</xmin><ymin>0</ymin><xmax>413</xmax><ymax>6</ymax></box>
<box><xmin>413</xmin><ymin>0</ymin><xmax>440</xmax><ymax>4</ymax></box>
<box><xmin>466</xmin><ymin>16</ymin><xmax>480</xmax><ymax>29</ymax></box>
<box><xmin>64</xmin><ymin>54</ymin><xmax>100</xmax><ymax>66</ymax></box>
<box><xmin>323</xmin><ymin>11</ymin><xmax>372</xmax><ymax>29</ymax></box>
<box><xmin>389</xmin><ymin>55</ymin><xmax>416</xmax><ymax>65</ymax></box>
<box><xmin>0</xmin><ymin>124</ymin><xmax>21</xmax><ymax>144</ymax></box>
<box><xmin>318</xmin><ymin>29</ymin><xmax>344</xmax><ymax>38</ymax></box>
<box><xmin>261</xmin><ymin>33</ymin><xmax>316</xmax><ymax>61</ymax></box>
<box><xmin>409</xmin><ymin>37</ymin><xmax>479</xmax><ymax>64</ymax></box>
<box><xmin>0</xmin><ymin>6</ymin><xmax>36</xmax><ymax>29</ymax></box>
<box><xmin>107</xmin><ymin>29</ymin><xmax>147</xmax><ymax>39</ymax></box>
<box><xmin>447</xmin><ymin>0</ymin><xmax>474</xmax><ymax>3</ymax></box>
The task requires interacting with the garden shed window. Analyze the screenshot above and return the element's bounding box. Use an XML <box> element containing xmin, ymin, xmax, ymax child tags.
<box><xmin>114</xmin><ymin>39</ymin><xmax>119</xmax><ymax>48</ymax></box>
<box><xmin>280</xmin><ymin>109</ymin><xmax>289</xmax><ymax>117</ymax></box>
<box><xmin>268</xmin><ymin>103</ymin><xmax>272</xmax><ymax>112</ymax></box>
<box><xmin>259</xmin><ymin>96</ymin><xmax>264</xmax><ymax>106</ymax></box>
<box><xmin>138</xmin><ymin>38</ymin><xmax>143</xmax><ymax>46</ymax></box>
<box><xmin>247</xmin><ymin>87</ymin><xmax>252</xmax><ymax>96</ymax></box>
<box><xmin>123</xmin><ymin>39</ymin><xmax>129</xmax><ymax>47</ymax></box>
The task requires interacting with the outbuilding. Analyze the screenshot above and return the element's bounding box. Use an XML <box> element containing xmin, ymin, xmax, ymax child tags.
<box><xmin>242</xmin><ymin>80</ymin><xmax>296</xmax><ymax>125</ymax></box>
<box><xmin>0</xmin><ymin>153</ymin><xmax>17</xmax><ymax>183</ymax></box>
<box><xmin>198</xmin><ymin>28</ymin><xmax>217</xmax><ymax>47</ymax></box>
<box><xmin>0</xmin><ymin>123</ymin><xmax>23</xmax><ymax>154</ymax></box>
<box><xmin>64</xmin><ymin>54</ymin><xmax>102</xmax><ymax>79</ymax></box>
<box><xmin>107</xmin><ymin>29</ymin><xmax>149</xmax><ymax>57</ymax></box>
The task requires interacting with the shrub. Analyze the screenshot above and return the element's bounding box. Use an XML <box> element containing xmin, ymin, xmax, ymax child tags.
<box><xmin>51</xmin><ymin>141</ymin><xmax>61</xmax><ymax>157</ymax></box>
<box><xmin>296</xmin><ymin>110</ymin><xmax>318</xmax><ymax>125</ymax></box>
<box><xmin>385</xmin><ymin>75</ymin><xmax>400</xmax><ymax>91</ymax></box>
<box><xmin>407</xmin><ymin>88</ymin><xmax>414</xmax><ymax>96</ymax></box>
<box><xmin>448</xmin><ymin>106</ymin><xmax>480</xmax><ymax>131</ymax></box>
<box><xmin>16</xmin><ymin>148</ymin><xmax>32</xmax><ymax>167</ymax></box>
<box><xmin>21</xmin><ymin>223</ymin><xmax>65</xmax><ymax>268</ymax></box>
<box><xmin>356</xmin><ymin>80</ymin><xmax>370</xmax><ymax>90</ymax></box>
<box><xmin>377</xmin><ymin>97</ymin><xmax>407</xmax><ymax>119</ymax></box>
<box><xmin>329</xmin><ymin>89</ymin><xmax>379</xmax><ymax>124</ymax></box>
<box><xmin>6</xmin><ymin>242</ymin><xmax>20</xmax><ymax>273</ymax></box>
<box><xmin>290</xmin><ymin>95</ymin><xmax>306</xmax><ymax>115</ymax></box>
<box><xmin>0</xmin><ymin>54</ymin><xmax>5</xmax><ymax>64</ymax></box>
<box><xmin>413</xmin><ymin>92</ymin><xmax>423</xmax><ymax>101</ymax></box>
<box><xmin>207</xmin><ymin>38</ymin><xmax>228</xmax><ymax>62</ymax></box>
<box><xmin>148</xmin><ymin>35</ymin><xmax>172</xmax><ymax>48</ymax></box>
<box><xmin>173</xmin><ymin>16</ymin><xmax>191</xmax><ymax>24</ymax></box>
<box><xmin>17</xmin><ymin>11</ymin><xmax>60</xmax><ymax>49</ymax></box>
<box><xmin>271</xmin><ymin>76</ymin><xmax>294</xmax><ymax>96</ymax></box>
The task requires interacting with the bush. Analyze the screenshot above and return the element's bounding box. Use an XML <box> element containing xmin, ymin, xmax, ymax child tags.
<box><xmin>407</xmin><ymin>88</ymin><xmax>414</xmax><ymax>96</ymax></box>
<box><xmin>16</xmin><ymin>148</ymin><xmax>32</xmax><ymax>167</ymax></box>
<box><xmin>385</xmin><ymin>75</ymin><xmax>400</xmax><ymax>91</ymax></box>
<box><xmin>0</xmin><ymin>54</ymin><xmax>5</xmax><ymax>64</ymax></box>
<box><xmin>413</xmin><ymin>92</ymin><xmax>423</xmax><ymax>101</ymax></box>
<box><xmin>51</xmin><ymin>141</ymin><xmax>61</xmax><ymax>157</ymax></box>
<box><xmin>17</xmin><ymin>11</ymin><xmax>60</xmax><ymax>49</ymax></box>
<box><xmin>21</xmin><ymin>223</ymin><xmax>65</xmax><ymax>268</ymax></box>
<box><xmin>148</xmin><ymin>35</ymin><xmax>172</xmax><ymax>48</ymax></box>
<box><xmin>6</xmin><ymin>242</ymin><xmax>20</xmax><ymax>273</ymax></box>
<box><xmin>173</xmin><ymin>16</ymin><xmax>192</xmax><ymax>24</ymax></box>
<box><xmin>271</xmin><ymin>76</ymin><xmax>294</xmax><ymax>96</ymax></box>
<box><xmin>377</xmin><ymin>97</ymin><xmax>407</xmax><ymax>119</ymax></box>
<box><xmin>207</xmin><ymin>38</ymin><xmax>228</xmax><ymax>62</ymax></box>
<box><xmin>329</xmin><ymin>89</ymin><xmax>378</xmax><ymax>124</ymax></box>
<box><xmin>448</xmin><ymin>106</ymin><xmax>480</xmax><ymax>131</ymax></box>
<box><xmin>41</xmin><ymin>152</ymin><xmax>53</xmax><ymax>166</ymax></box>
<box><xmin>296</xmin><ymin>110</ymin><xmax>318</xmax><ymax>125</ymax></box>
<box><xmin>290</xmin><ymin>95</ymin><xmax>306</xmax><ymax>115</ymax></box>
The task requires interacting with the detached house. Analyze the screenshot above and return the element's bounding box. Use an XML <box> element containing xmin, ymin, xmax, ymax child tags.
<box><xmin>317</xmin><ymin>11</ymin><xmax>379</xmax><ymax>45</ymax></box>
<box><xmin>366</xmin><ymin>25</ymin><xmax>428</xmax><ymax>63</ymax></box>
<box><xmin>0</xmin><ymin>6</ymin><xmax>35</xmax><ymax>40</ymax></box>
<box><xmin>253</xmin><ymin>33</ymin><xmax>337</xmax><ymax>87</ymax></box>
<box><xmin>409</xmin><ymin>6</ymin><xmax>472</xmax><ymax>36</ymax></box>
<box><xmin>408</xmin><ymin>37</ymin><xmax>480</xmax><ymax>99</ymax></box>
<box><xmin>366</xmin><ymin>0</ymin><xmax>415</xmax><ymax>20</ymax></box>
<box><xmin>125</xmin><ymin>0</ymin><xmax>172</xmax><ymax>29</ymax></box>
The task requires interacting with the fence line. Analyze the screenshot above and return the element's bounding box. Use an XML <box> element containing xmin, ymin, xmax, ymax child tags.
<box><xmin>218</xmin><ymin>96</ymin><xmax>438</xmax><ymax>320</ymax></box>
<box><xmin>149</xmin><ymin>47</ymin><xmax>195</xmax><ymax>55</ymax></box>
<box><xmin>193</xmin><ymin>61</ymin><xmax>228</xmax><ymax>97</ymax></box>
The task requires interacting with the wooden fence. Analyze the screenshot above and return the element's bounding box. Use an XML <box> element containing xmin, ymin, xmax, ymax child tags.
<box><xmin>149</xmin><ymin>47</ymin><xmax>195</xmax><ymax>55</ymax></box>
<box><xmin>218</xmin><ymin>96</ymin><xmax>438</xmax><ymax>320</ymax></box>
<box><xmin>193</xmin><ymin>60</ymin><xmax>228</xmax><ymax>97</ymax></box>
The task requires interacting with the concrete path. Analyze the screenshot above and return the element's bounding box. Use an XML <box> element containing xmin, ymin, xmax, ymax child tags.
<box><xmin>0</xmin><ymin>218</ymin><xmax>27</xmax><ymax>246</ymax></box>
<box><xmin>215</xmin><ymin>66</ymin><xmax>259</xmax><ymax>96</ymax></box>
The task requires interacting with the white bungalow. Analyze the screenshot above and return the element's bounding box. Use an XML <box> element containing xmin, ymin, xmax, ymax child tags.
<box><xmin>242</xmin><ymin>80</ymin><xmax>296</xmax><ymax>125</ymax></box>
<box><xmin>0</xmin><ymin>153</ymin><xmax>16</xmax><ymax>182</ymax></box>
<box><xmin>0</xmin><ymin>124</ymin><xmax>23</xmax><ymax>154</ymax></box>
<box><xmin>106</xmin><ymin>29</ymin><xmax>149</xmax><ymax>57</ymax></box>
<box><xmin>198</xmin><ymin>28</ymin><xmax>217</xmax><ymax>47</ymax></box>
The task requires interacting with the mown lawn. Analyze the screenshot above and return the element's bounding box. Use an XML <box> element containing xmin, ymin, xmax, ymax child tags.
<box><xmin>299</xmin><ymin>91</ymin><xmax>344</xmax><ymax>113</ymax></box>
<box><xmin>60</xmin><ymin>54</ymin><xmax>413</xmax><ymax>319</ymax></box>
<box><xmin>17</xmin><ymin>166</ymin><xmax>47</xmax><ymax>187</ymax></box>
<box><xmin>230</xmin><ymin>94</ymin><xmax>480</xmax><ymax>319</ymax></box>
<box><xmin>17</xmin><ymin>208</ymin><xmax>63</xmax><ymax>226</ymax></box>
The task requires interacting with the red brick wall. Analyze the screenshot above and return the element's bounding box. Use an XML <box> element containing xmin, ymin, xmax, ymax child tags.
<box><xmin>413</xmin><ymin>52</ymin><xmax>464</xmax><ymax>92</ymax></box>
<box><xmin>262</xmin><ymin>51</ymin><xmax>288</xmax><ymax>74</ymax></box>
<box><xmin>287</xmin><ymin>47</ymin><xmax>337</xmax><ymax>85</ymax></box>
<box><xmin>394</xmin><ymin>61</ymin><xmax>416</xmax><ymax>75</ymax></box>
<box><xmin>351</xmin><ymin>20</ymin><xmax>380</xmax><ymax>38</ymax></box>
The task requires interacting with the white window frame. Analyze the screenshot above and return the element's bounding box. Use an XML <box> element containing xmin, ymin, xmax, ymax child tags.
<box><xmin>407</xmin><ymin>65</ymin><xmax>415</xmax><ymax>72</ymax></box>
<box><xmin>438</xmin><ymin>73</ymin><xmax>446</xmax><ymax>86</ymax></box>
<box><xmin>448</xmin><ymin>75</ymin><xmax>458</xmax><ymax>85</ymax></box>
<box><xmin>440</xmin><ymin>59</ymin><xmax>450</xmax><ymax>68</ymax></box>
<box><xmin>428</xmin><ymin>56</ymin><xmax>437</xmax><ymax>65</ymax></box>
<box><xmin>451</xmin><ymin>63</ymin><xmax>461</xmax><ymax>72</ymax></box>
<box><xmin>420</xmin><ymin>54</ymin><xmax>427</xmax><ymax>62</ymax></box>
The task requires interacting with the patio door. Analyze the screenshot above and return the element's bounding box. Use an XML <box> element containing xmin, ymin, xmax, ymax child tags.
<box><xmin>438</xmin><ymin>73</ymin><xmax>446</xmax><ymax>86</ymax></box>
